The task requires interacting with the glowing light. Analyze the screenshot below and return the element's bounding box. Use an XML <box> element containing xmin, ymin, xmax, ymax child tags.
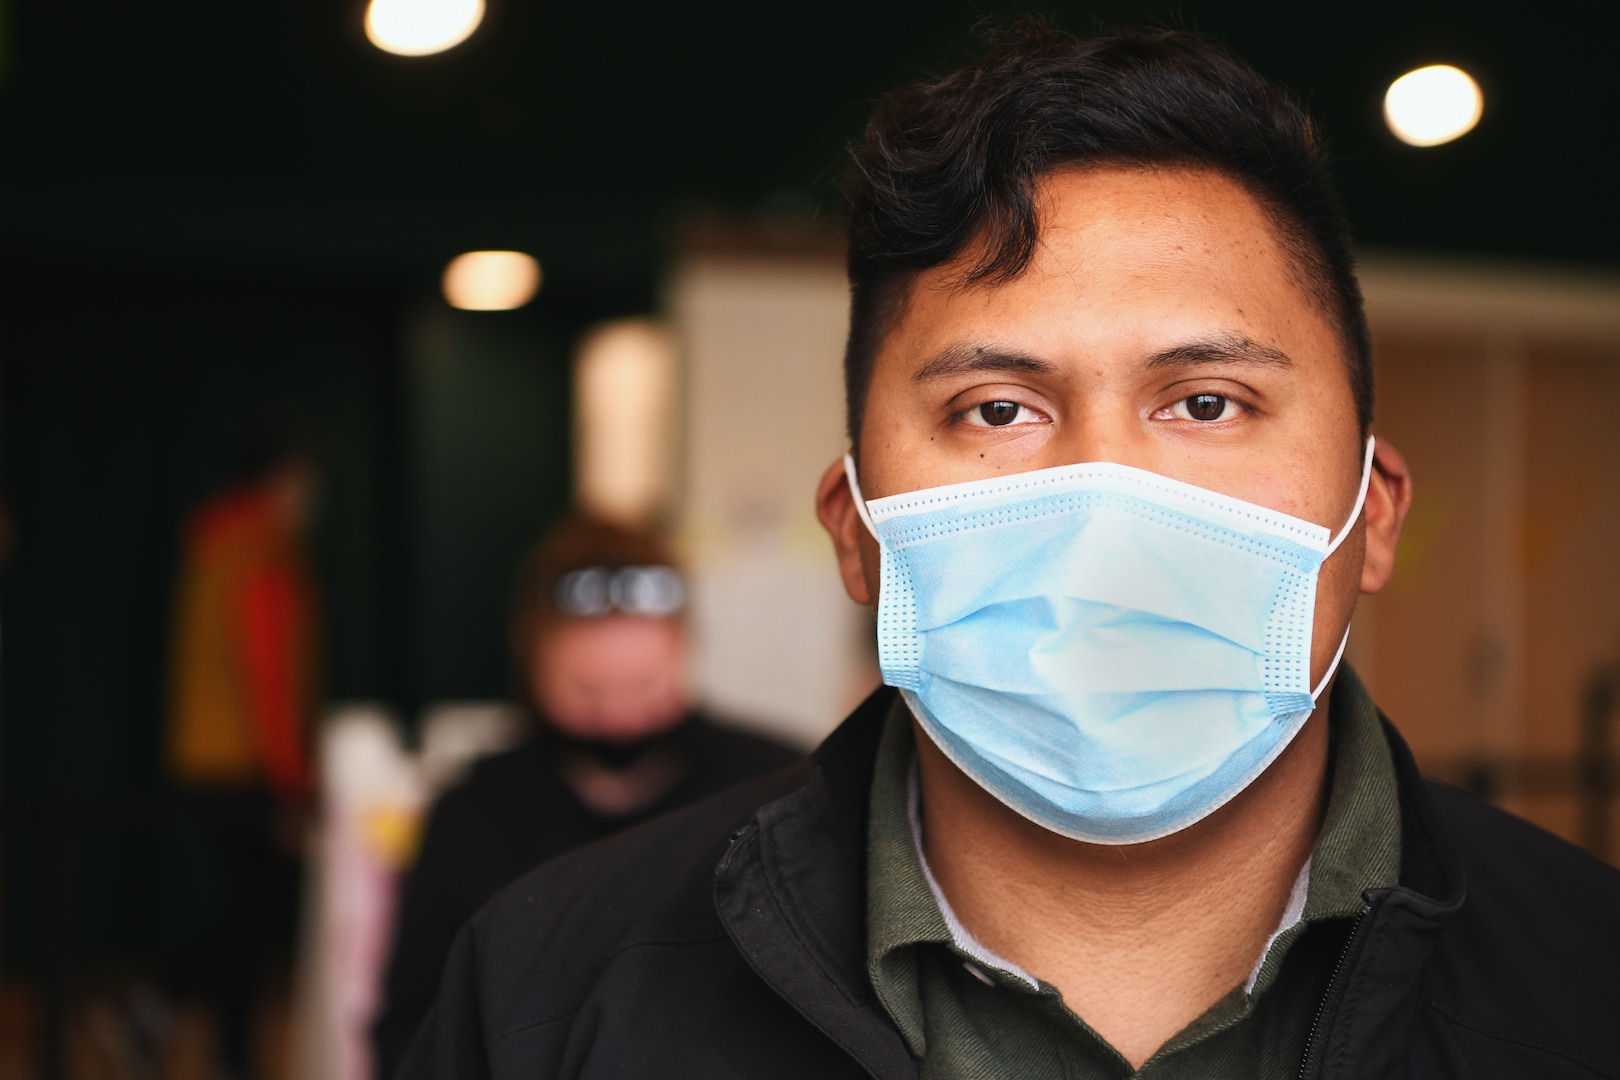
<box><xmin>365</xmin><ymin>0</ymin><xmax>484</xmax><ymax>57</ymax></box>
<box><xmin>1384</xmin><ymin>65</ymin><xmax>1483</xmax><ymax>147</ymax></box>
<box><xmin>441</xmin><ymin>251</ymin><xmax>541</xmax><ymax>311</ymax></box>
<box><xmin>574</xmin><ymin>319</ymin><xmax>678</xmax><ymax>524</ymax></box>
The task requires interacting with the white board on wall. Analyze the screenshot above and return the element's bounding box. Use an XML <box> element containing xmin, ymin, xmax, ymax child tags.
<box><xmin>667</xmin><ymin>252</ymin><xmax>878</xmax><ymax>749</ymax></box>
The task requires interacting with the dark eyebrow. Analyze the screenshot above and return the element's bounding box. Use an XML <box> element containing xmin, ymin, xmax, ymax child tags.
<box><xmin>1145</xmin><ymin>333</ymin><xmax>1294</xmax><ymax>370</ymax></box>
<box><xmin>912</xmin><ymin>342</ymin><xmax>1060</xmax><ymax>382</ymax></box>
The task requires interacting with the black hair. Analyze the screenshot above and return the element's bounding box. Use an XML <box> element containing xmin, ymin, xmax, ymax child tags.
<box><xmin>841</xmin><ymin>22</ymin><xmax>1371</xmax><ymax>448</ymax></box>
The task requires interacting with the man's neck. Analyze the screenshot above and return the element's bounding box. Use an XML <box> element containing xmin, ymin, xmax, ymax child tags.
<box><xmin>914</xmin><ymin>707</ymin><xmax>1331</xmax><ymax>1069</ymax></box>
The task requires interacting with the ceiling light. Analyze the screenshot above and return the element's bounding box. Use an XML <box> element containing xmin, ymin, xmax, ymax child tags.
<box><xmin>1384</xmin><ymin>65</ymin><xmax>1484</xmax><ymax>147</ymax></box>
<box><xmin>441</xmin><ymin>251</ymin><xmax>541</xmax><ymax>311</ymax></box>
<box><xmin>365</xmin><ymin>0</ymin><xmax>485</xmax><ymax>57</ymax></box>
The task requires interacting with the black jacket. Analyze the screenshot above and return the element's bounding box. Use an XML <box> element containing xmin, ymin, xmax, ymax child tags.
<box><xmin>398</xmin><ymin>688</ymin><xmax>1620</xmax><ymax>1079</ymax></box>
<box><xmin>374</xmin><ymin>713</ymin><xmax>800</xmax><ymax>1079</ymax></box>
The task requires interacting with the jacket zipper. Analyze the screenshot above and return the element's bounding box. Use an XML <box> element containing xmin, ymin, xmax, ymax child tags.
<box><xmin>1298</xmin><ymin>905</ymin><xmax>1371</xmax><ymax>1080</ymax></box>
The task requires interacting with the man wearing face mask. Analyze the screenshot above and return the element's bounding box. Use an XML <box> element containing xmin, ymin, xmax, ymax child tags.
<box><xmin>397</xmin><ymin>24</ymin><xmax>1620</xmax><ymax>1079</ymax></box>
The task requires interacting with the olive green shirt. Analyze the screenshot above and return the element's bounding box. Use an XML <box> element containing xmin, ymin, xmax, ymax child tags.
<box><xmin>865</xmin><ymin>667</ymin><xmax>1401</xmax><ymax>1079</ymax></box>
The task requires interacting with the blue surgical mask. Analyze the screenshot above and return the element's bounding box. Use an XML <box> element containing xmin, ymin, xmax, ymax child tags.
<box><xmin>845</xmin><ymin>439</ymin><xmax>1375</xmax><ymax>845</ymax></box>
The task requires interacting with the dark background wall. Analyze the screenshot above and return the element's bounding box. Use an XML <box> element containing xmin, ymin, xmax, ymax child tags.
<box><xmin>5</xmin><ymin>1</ymin><xmax>1617</xmax><ymax>274</ymax></box>
<box><xmin>0</xmin><ymin>257</ymin><xmax>625</xmax><ymax>975</ymax></box>
<box><xmin>0</xmin><ymin>257</ymin><xmax>407</xmax><ymax>976</ymax></box>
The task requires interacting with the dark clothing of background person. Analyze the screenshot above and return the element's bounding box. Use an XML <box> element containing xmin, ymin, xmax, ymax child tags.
<box><xmin>394</xmin><ymin>684</ymin><xmax>1620</xmax><ymax>1080</ymax></box>
<box><xmin>158</xmin><ymin>788</ymin><xmax>303</xmax><ymax>1073</ymax></box>
<box><xmin>372</xmin><ymin>711</ymin><xmax>799</xmax><ymax>1078</ymax></box>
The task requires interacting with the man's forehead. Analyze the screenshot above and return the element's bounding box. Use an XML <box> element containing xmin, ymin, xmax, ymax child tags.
<box><xmin>1033</xmin><ymin>167</ymin><xmax>1290</xmax><ymax>268</ymax></box>
<box><xmin>903</xmin><ymin>168</ymin><xmax>1291</xmax><ymax>296</ymax></box>
<box><xmin>875</xmin><ymin>167</ymin><xmax>1337</xmax><ymax>369</ymax></box>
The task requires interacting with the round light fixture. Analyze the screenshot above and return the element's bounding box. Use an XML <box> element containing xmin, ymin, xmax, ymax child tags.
<box><xmin>1384</xmin><ymin>64</ymin><xmax>1483</xmax><ymax>147</ymax></box>
<box><xmin>441</xmin><ymin>251</ymin><xmax>542</xmax><ymax>311</ymax></box>
<box><xmin>365</xmin><ymin>0</ymin><xmax>485</xmax><ymax>57</ymax></box>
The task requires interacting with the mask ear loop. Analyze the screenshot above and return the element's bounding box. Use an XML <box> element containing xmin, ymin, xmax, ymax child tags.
<box><xmin>1312</xmin><ymin>435</ymin><xmax>1377</xmax><ymax>701</ymax></box>
<box><xmin>843</xmin><ymin>453</ymin><xmax>879</xmax><ymax>539</ymax></box>
<box><xmin>1325</xmin><ymin>436</ymin><xmax>1377</xmax><ymax>557</ymax></box>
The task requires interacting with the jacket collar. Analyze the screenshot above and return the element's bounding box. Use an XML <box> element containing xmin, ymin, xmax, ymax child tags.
<box><xmin>713</xmin><ymin>687</ymin><xmax>917</xmax><ymax>1080</ymax></box>
<box><xmin>1309</xmin><ymin>717</ymin><xmax>1467</xmax><ymax>1080</ymax></box>
<box><xmin>714</xmin><ymin>688</ymin><xmax>1468</xmax><ymax>1080</ymax></box>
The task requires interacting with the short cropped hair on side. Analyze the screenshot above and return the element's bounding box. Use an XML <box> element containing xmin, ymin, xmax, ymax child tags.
<box><xmin>841</xmin><ymin>22</ymin><xmax>1373</xmax><ymax>450</ymax></box>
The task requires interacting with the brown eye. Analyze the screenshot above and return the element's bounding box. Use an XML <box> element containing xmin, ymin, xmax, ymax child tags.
<box><xmin>979</xmin><ymin>401</ymin><xmax>1021</xmax><ymax>426</ymax></box>
<box><xmin>1186</xmin><ymin>394</ymin><xmax>1228</xmax><ymax>421</ymax></box>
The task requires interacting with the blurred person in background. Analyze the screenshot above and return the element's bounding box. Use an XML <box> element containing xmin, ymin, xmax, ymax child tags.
<box><xmin>372</xmin><ymin>513</ymin><xmax>799</xmax><ymax>1077</ymax></box>
<box><xmin>164</xmin><ymin>426</ymin><xmax>319</xmax><ymax>1080</ymax></box>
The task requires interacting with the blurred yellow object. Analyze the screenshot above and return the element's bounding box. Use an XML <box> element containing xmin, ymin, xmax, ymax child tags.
<box><xmin>365</xmin><ymin>0</ymin><xmax>484</xmax><ymax>57</ymax></box>
<box><xmin>168</xmin><ymin>489</ymin><xmax>317</xmax><ymax>796</ymax></box>
<box><xmin>441</xmin><ymin>250</ymin><xmax>542</xmax><ymax>311</ymax></box>
<box><xmin>359</xmin><ymin>801</ymin><xmax>423</xmax><ymax>870</ymax></box>
<box><xmin>1384</xmin><ymin>65</ymin><xmax>1483</xmax><ymax>147</ymax></box>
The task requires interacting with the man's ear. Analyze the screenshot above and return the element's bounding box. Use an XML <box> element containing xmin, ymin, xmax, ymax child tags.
<box><xmin>1360</xmin><ymin>437</ymin><xmax>1414</xmax><ymax>595</ymax></box>
<box><xmin>816</xmin><ymin>457</ymin><xmax>874</xmax><ymax>606</ymax></box>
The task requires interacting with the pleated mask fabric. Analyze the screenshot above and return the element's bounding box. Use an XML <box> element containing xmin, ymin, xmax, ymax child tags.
<box><xmin>844</xmin><ymin>440</ymin><xmax>1373</xmax><ymax>844</ymax></box>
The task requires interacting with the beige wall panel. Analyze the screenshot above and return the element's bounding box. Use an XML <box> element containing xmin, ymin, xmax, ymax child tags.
<box><xmin>1362</xmin><ymin>333</ymin><xmax>1494</xmax><ymax>764</ymax></box>
<box><xmin>1362</xmin><ymin>258</ymin><xmax>1620</xmax><ymax>862</ymax></box>
<box><xmin>669</xmin><ymin>253</ymin><xmax>875</xmax><ymax>747</ymax></box>
<box><xmin>1521</xmin><ymin>341</ymin><xmax>1620</xmax><ymax>762</ymax></box>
